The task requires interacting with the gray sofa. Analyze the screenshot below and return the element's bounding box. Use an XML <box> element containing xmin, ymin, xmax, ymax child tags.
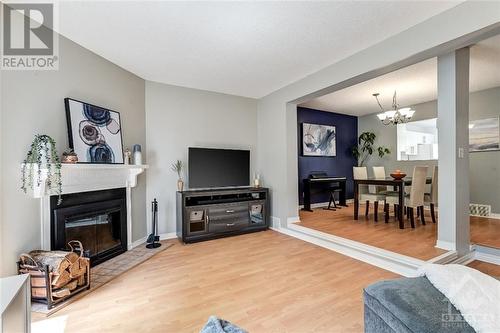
<box><xmin>364</xmin><ymin>277</ymin><xmax>475</xmax><ymax>333</ymax></box>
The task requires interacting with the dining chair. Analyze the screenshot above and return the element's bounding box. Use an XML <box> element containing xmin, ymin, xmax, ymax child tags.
<box><xmin>385</xmin><ymin>166</ymin><xmax>428</xmax><ymax>228</ymax></box>
<box><xmin>353</xmin><ymin>166</ymin><xmax>386</xmax><ymax>222</ymax></box>
<box><xmin>372</xmin><ymin>166</ymin><xmax>385</xmax><ymax>178</ymax></box>
<box><xmin>424</xmin><ymin>165</ymin><xmax>438</xmax><ymax>223</ymax></box>
<box><xmin>372</xmin><ymin>166</ymin><xmax>391</xmax><ymax>222</ymax></box>
<box><xmin>372</xmin><ymin>166</ymin><xmax>389</xmax><ymax>190</ymax></box>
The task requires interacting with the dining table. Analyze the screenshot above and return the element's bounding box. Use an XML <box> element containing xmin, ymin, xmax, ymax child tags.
<box><xmin>353</xmin><ymin>177</ymin><xmax>432</xmax><ymax>229</ymax></box>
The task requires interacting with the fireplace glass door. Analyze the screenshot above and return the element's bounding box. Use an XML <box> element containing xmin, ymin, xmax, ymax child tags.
<box><xmin>65</xmin><ymin>209</ymin><xmax>122</xmax><ymax>258</ymax></box>
<box><xmin>51</xmin><ymin>189</ymin><xmax>127</xmax><ymax>266</ymax></box>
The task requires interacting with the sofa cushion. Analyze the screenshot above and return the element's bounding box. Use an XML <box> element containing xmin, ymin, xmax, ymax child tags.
<box><xmin>364</xmin><ymin>276</ymin><xmax>475</xmax><ymax>333</ymax></box>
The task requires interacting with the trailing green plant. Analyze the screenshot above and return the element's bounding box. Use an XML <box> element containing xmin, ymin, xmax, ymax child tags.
<box><xmin>351</xmin><ymin>132</ymin><xmax>390</xmax><ymax>167</ymax></box>
<box><xmin>171</xmin><ymin>160</ymin><xmax>183</xmax><ymax>179</ymax></box>
<box><xmin>21</xmin><ymin>134</ymin><xmax>62</xmax><ymax>204</ymax></box>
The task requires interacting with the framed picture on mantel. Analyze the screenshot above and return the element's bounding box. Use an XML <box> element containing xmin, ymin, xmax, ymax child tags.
<box><xmin>65</xmin><ymin>98</ymin><xmax>124</xmax><ymax>164</ymax></box>
<box><xmin>302</xmin><ymin>122</ymin><xmax>336</xmax><ymax>157</ymax></box>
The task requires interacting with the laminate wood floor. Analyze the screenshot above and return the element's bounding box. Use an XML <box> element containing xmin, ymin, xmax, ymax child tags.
<box><xmin>297</xmin><ymin>205</ymin><xmax>500</xmax><ymax>261</ymax></box>
<box><xmin>467</xmin><ymin>260</ymin><xmax>500</xmax><ymax>277</ymax></box>
<box><xmin>297</xmin><ymin>205</ymin><xmax>446</xmax><ymax>260</ymax></box>
<box><xmin>32</xmin><ymin>230</ymin><xmax>397</xmax><ymax>333</ymax></box>
<box><xmin>470</xmin><ymin>216</ymin><xmax>500</xmax><ymax>249</ymax></box>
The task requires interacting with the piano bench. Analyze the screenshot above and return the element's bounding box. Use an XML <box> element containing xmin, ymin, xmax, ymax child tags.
<box><xmin>324</xmin><ymin>188</ymin><xmax>342</xmax><ymax>210</ymax></box>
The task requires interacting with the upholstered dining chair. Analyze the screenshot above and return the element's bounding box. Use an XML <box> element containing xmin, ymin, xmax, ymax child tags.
<box><xmin>385</xmin><ymin>166</ymin><xmax>428</xmax><ymax>228</ymax></box>
<box><xmin>372</xmin><ymin>166</ymin><xmax>391</xmax><ymax>222</ymax></box>
<box><xmin>353</xmin><ymin>166</ymin><xmax>386</xmax><ymax>222</ymax></box>
<box><xmin>424</xmin><ymin>165</ymin><xmax>438</xmax><ymax>223</ymax></box>
<box><xmin>372</xmin><ymin>166</ymin><xmax>390</xmax><ymax>191</ymax></box>
<box><xmin>372</xmin><ymin>166</ymin><xmax>386</xmax><ymax>179</ymax></box>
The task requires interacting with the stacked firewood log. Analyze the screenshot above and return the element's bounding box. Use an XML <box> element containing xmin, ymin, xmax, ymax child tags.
<box><xmin>19</xmin><ymin>240</ymin><xmax>89</xmax><ymax>299</ymax></box>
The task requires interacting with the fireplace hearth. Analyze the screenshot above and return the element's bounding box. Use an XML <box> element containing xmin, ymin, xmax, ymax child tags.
<box><xmin>51</xmin><ymin>188</ymin><xmax>127</xmax><ymax>266</ymax></box>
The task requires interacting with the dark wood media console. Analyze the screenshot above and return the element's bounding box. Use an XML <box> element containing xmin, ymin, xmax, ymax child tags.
<box><xmin>176</xmin><ymin>187</ymin><xmax>269</xmax><ymax>243</ymax></box>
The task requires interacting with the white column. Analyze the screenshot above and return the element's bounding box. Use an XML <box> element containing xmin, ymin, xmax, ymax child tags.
<box><xmin>285</xmin><ymin>102</ymin><xmax>299</xmax><ymax>224</ymax></box>
<box><xmin>126</xmin><ymin>186</ymin><xmax>133</xmax><ymax>250</ymax></box>
<box><xmin>40</xmin><ymin>196</ymin><xmax>51</xmax><ymax>250</ymax></box>
<box><xmin>436</xmin><ymin>48</ymin><xmax>470</xmax><ymax>255</ymax></box>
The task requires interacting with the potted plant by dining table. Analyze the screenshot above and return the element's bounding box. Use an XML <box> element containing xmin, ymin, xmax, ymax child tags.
<box><xmin>351</xmin><ymin>132</ymin><xmax>390</xmax><ymax>167</ymax></box>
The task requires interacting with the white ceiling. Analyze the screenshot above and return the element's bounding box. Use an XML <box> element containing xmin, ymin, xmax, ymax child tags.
<box><xmin>55</xmin><ymin>1</ymin><xmax>461</xmax><ymax>99</ymax></box>
<box><xmin>300</xmin><ymin>34</ymin><xmax>500</xmax><ymax>116</ymax></box>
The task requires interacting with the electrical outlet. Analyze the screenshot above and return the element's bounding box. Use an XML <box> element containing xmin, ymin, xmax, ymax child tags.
<box><xmin>458</xmin><ymin>147</ymin><xmax>464</xmax><ymax>158</ymax></box>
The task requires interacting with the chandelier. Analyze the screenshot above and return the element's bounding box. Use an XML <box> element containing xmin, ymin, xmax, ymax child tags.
<box><xmin>373</xmin><ymin>91</ymin><xmax>415</xmax><ymax>125</ymax></box>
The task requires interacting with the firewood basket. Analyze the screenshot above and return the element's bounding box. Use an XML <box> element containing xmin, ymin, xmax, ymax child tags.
<box><xmin>17</xmin><ymin>240</ymin><xmax>91</xmax><ymax>310</ymax></box>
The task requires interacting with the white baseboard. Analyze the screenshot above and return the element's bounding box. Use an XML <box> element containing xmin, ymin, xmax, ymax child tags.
<box><xmin>436</xmin><ymin>240</ymin><xmax>456</xmax><ymax>251</ymax></box>
<box><xmin>486</xmin><ymin>213</ymin><xmax>500</xmax><ymax>220</ymax></box>
<box><xmin>273</xmin><ymin>224</ymin><xmax>499</xmax><ymax>275</ymax></box>
<box><xmin>299</xmin><ymin>199</ymin><xmax>354</xmax><ymax>210</ymax></box>
<box><xmin>450</xmin><ymin>251</ymin><xmax>476</xmax><ymax>265</ymax></box>
<box><xmin>474</xmin><ymin>245</ymin><xmax>500</xmax><ymax>265</ymax></box>
<box><xmin>436</xmin><ymin>245</ymin><xmax>500</xmax><ymax>266</ymax></box>
<box><xmin>475</xmin><ymin>252</ymin><xmax>500</xmax><ymax>265</ymax></box>
<box><xmin>130</xmin><ymin>232</ymin><xmax>177</xmax><ymax>249</ymax></box>
<box><xmin>159</xmin><ymin>232</ymin><xmax>177</xmax><ymax>240</ymax></box>
<box><xmin>129</xmin><ymin>236</ymin><xmax>147</xmax><ymax>249</ymax></box>
<box><xmin>283</xmin><ymin>223</ymin><xmax>426</xmax><ymax>277</ymax></box>
<box><xmin>269</xmin><ymin>215</ymin><xmax>301</xmax><ymax>227</ymax></box>
<box><xmin>275</xmin><ymin>224</ymin><xmax>490</xmax><ymax>276</ymax></box>
<box><xmin>426</xmin><ymin>251</ymin><xmax>458</xmax><ymax>264</ymax></box>
<box><xmin>271</xmin><ymin>216</ymin><xmax>281</xmax><ymax>229</ymax></box>
<box><xmin>299</xmin><ymin>202</ymin><xmax>329</xmax><ymax>209</ymax></box>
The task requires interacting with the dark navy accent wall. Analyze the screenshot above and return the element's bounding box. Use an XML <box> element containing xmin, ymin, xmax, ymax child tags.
<box><xmin>297</xmin><ymin>107</ymin><xmax>358</xmax><ymax>205</ymax></box>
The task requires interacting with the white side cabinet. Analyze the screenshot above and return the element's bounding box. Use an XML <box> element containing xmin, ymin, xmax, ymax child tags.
<box><xmin>1</xmin><ymin>274</ymin><xmax>31</xmax><ymax>333</ymax></box>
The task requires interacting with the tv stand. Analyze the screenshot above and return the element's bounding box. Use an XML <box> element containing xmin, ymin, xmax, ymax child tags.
<box><xmin>176</xmin><ymin>187</ymin><xmax>269</xmax><ymax>243</ymax></box>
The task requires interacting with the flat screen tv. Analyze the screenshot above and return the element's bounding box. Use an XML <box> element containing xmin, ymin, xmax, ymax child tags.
<box><xmin>188</xmin><ymin>147</ymin><xmax>250</xmax><ymax>189</ymax></box>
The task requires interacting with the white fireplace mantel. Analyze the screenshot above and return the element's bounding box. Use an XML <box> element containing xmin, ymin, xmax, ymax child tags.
<box><xmin>23</xmin><ymin>163</ymin><xmax>148</xmax><ymax>250</ymax></box>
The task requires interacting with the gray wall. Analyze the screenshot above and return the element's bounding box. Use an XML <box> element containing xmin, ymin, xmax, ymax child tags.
<box><xmin>145</xmin><ymin>81</ymin><xmax>257</xmax><ymax>235</ymax></box>
<box><xmin>358</xmin><ymin>86</ymin><xmax>500</xmax><ymax>212</ymax></box>
<box><xmin>469</xmin><ymin>88</ymin><xmax>500</xmax><ymax>214</ymax></box>
<box><xmin>1</xmin><ymin>35</ymin><xmax>147</xmax><ymax>276</ymax></box>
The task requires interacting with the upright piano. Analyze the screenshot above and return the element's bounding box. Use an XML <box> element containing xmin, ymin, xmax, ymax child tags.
<box><xmin>302</xmin><ymin>172</ymin><xmax>347</xmax><ymax>212</ymax></box>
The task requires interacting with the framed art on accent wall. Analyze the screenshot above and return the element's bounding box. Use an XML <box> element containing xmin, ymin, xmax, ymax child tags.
<box><xmin>302</xmin><ymin>122</ymin><xmax>336</xmax><ymax>157</ymax></box>
<box><xmin>65</xmin><ymin>98</ymin><xmax>124</xmax><ymax>164</ymax></box>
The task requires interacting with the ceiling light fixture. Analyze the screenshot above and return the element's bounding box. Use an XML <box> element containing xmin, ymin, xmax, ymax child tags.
<box><xmin>374</xmin><ymin>91</ymin><xmax>415</xmax><ymax>125</ymax></box>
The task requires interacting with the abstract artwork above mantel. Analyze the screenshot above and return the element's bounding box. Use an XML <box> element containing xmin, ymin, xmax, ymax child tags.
<box><xmin>469</xmin><ymin>117</ymin><xmax>500</xmax><ymax>152</ymax></box>
<box><xmin>65</xmin><ymin>98</ymin><xmax>124</xmax><ymax>163</ymax></box>
<box><xmin>302</xmin><ymin>122</ymin><xmax>336</xmax><ymax>157</ymax></box>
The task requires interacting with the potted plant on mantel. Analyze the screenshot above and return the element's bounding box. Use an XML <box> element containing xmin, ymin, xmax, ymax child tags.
<box><xmin>171</xmin><ymin>160</ymin><xmax>184</xmax><ymax>191</ymax></box>
<box><xmin>21</xmin><ymin>134</ymin><xmax>63</xmax><ymax>204</ymax></box>
<box><xmin>351</xmin><ymin>132</ymin><xmax>391</xmax><ymax>167</ymax></box>
<box><xmin>62</xmin><ymin>148</ymin><xmax>78</xmax><ymax>164</ymax></box>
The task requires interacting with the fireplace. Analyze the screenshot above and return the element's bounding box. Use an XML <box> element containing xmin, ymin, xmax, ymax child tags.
<box><xmin>51</xmin><ymin>188</ymin><xmax>127</xmax><ymax>266</ymax></box>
